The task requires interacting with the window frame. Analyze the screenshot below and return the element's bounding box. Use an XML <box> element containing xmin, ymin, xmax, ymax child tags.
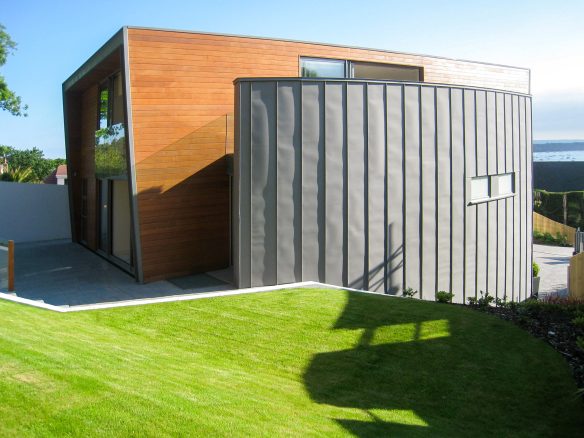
<box><xmin>299</xmin><ymin>57</ymin><xmax>424</xmax><ymax>82</ymax></box>
<box><xmin>468</xmin><ymin>172</ymin><xmax>517</xmax><ymax>205</ymax></box>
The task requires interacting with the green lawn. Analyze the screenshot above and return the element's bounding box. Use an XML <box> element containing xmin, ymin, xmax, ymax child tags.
<box><xmin>0</xmin><ymin>288</ymin><xmax>582</xmax><ymax>437</ymax></box>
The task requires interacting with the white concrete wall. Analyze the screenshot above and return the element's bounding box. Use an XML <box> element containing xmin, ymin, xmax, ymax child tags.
<box><xmin>0</xmin><ymin>181</ymin><xmax>71</xmax><ymax>242</ymax></box>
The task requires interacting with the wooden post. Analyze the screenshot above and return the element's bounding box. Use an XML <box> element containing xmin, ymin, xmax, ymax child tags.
<box><xmin>8</xmin><ymin>240</ymin><xmax>14</xmax><ymax>292</ymax></box>
<box><xmin>563</xmin><ymin>193</ymin><xmax>568</xmax><ymax>225</ymax></box>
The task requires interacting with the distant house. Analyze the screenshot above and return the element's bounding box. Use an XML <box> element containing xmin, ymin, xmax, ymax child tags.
<box><xmin>44</xmin><ymin>164</ymin><xmax>68</xmax><ymax>185</ymax></box>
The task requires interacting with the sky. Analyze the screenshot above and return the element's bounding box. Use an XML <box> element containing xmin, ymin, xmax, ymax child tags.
<box><xmin>0</xmin><ymin>0</ymin><xmax>583</xmax><ymax>157</ymax></box>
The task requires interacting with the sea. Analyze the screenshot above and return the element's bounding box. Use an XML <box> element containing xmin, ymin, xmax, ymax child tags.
<box><xmin>533</xmin><ymin>141</ymin><xmax>584</xmax><ymax>162</ymax></box>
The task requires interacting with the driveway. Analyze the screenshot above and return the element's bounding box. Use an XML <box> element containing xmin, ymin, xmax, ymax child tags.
<box><xmin>533</xmin><ymin>243</ymin><xmax>572</xmax><ymax>297</ymax></box>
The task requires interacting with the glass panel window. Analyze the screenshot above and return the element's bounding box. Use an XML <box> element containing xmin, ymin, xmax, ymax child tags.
<box><xmin>496</xmin><ymin>173</ymin><xmax>514</xmax><ymax>196</ymax></box>
<box><xmin>98</xmin><ymin>84</ymin><xmax>109</xmax><ymax>130</ymax></box>
<box><xmin>471</xmin><ymin>176</ymin><xmax>489</xmax><ymax>201</ymax></box>
<box><xmin>95</xmin><ymin>73</ymin><xmax>127</xmax><ymax>179</ymax></box>
<box><xmin>111</xmin><ymin>73</ymin><xmax>125</xmax><ymax>126</ymax></box>
<box><xmin>351</xmin><ymin>61</ymin><xmax>422</xmax><ymax>81</ymax></box>
<box><xmin>300</xmin><ymin>58</ymin><xmax>346</xmax><ymax>78</ymax></box>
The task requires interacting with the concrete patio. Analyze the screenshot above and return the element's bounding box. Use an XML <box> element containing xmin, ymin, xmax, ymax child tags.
<box><xmin>0</xmin><ymin>240</ymin><xmax>232</xmax><ymax>307</ymax></box>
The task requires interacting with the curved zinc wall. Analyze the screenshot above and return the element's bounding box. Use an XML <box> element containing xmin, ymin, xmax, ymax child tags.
<box><xmin>233</xmin><ymin>79</ymin><xmax>532</xmax><ymax>303</ymax></box>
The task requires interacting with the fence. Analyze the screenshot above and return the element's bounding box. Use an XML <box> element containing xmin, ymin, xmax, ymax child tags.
<box><xmin>0</xmin><ymin>240</ymin><xmax>15</xmax><ymax>291</ymax></box>
<box><xmin>533</xmin><ymin>212</ymin><xmax>576</xmax><ymax>245</ymax></box>
<box><xmin>568</xmin><ymin>251</ymin><xmax>584</xmax><ymax>299</ymax></box>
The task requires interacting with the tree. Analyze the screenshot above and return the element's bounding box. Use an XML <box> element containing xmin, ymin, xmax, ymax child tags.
<box><xmin>0</xmin><ymin>24</ymin><xmax>27</xmax><ymax>116</ymax></box>
<box><xmin>0</xmin><ymin>145</ymin><xmax>65</xmax><ymax>182</ymax></box>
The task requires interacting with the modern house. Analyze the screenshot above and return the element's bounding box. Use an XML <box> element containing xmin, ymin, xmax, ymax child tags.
<box><xmin>62</xmin><ymin>26</ymin><xmax>533</xmax><ymax>302</ymax></box>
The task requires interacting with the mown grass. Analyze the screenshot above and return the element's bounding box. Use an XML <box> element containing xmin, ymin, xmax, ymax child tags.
<box><xmin>0</xmin><ymin>288</ymin><xmax>582</xmax><ymax>437</ymax></box>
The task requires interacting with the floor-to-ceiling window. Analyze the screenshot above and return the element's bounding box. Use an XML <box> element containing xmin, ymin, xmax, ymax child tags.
<box><xmin>95</xmin><ymin>72</ymin><xmax>132</xmax><ymax>269</ymax></box>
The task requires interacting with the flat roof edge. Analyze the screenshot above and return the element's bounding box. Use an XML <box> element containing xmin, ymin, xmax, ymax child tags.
<box><xmin>233</xmin><ymin>77</ymin><xmax>532</xmax><ymax>97</ymax></box>
<box><xmin>125</xmin><ymin>25</ymin><xmax>530</xmax><ymax>73</ymax></box>
<box><xmin>63</xmin><ymin>28</ymin><xmax>124</xmax><ymax>92</ymax></box>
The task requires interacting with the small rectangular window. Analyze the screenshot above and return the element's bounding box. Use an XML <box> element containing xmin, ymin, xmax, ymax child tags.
<box><xmin>495</xmin><ymin>173</ymin><xmax>514</xmax><ymax>196</ymax></box>
<box><xmin>471</xmin><ymin>176</ymin><xmax>490</xmax><ymax>201</ymax></box>
<box><xmin>350</xmin><ymin>61</ymin><xmax>422</xmax><ymax>81</ymax></box>
<box><xmin>300</xmin><ymin>58</ymin><xmax>346</xmax><ymax>78</ymax></box>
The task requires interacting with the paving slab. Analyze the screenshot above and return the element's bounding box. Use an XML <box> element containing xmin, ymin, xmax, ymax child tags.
<box><xmin>0</xmin><ymin>240</ymin><xmax>231</xmax><ymax>306</ymax></box>
<box><xmin>533</xmin><ymin>243</ymin><xmax>572</xmax><ymax>297</ymax></box>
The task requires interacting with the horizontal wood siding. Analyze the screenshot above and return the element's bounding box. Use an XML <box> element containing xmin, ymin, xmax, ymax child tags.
<box><xmin>127</xmin><ymin>28</ymin><xmax>529</xmax><ymax>282</ymax></box>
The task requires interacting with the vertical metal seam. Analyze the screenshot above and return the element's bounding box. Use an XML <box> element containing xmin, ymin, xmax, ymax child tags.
<box><xmin>274</xmin><ymin>81</ymin><xmax>278</xmax><ymax>284</ymax></box>
<box><xmin>434</xmin><ymin>87</ymin><xmax>439</xmax><ymax>296</ymax></box>
<box><xmin>342</xmin><ymin>80</ymin><xmax>347</xmax><ymax>285</ymax></box>
<box><xmin>485</xmin><ymin>93</ymin><xmax>489</xmax><ymax>296</ymax></box>
<box><xmin>383</xmin><ymin>84</ymin><xmax>388</xmax><ymax>294</ymax></box>
<box><xmin>494</xmin><ymin>93</ymin><xmax>499</xmax><ymax>301</ymax></box>
<box><xmin>474</xmin><ymin>90</ymin><xmax>479</xmax><ymax>298</ymax></box>
<box><xmin>401</xmin><ymin>84</ymin><xmax>406</xmax><ymax>293</ymax></box>
<box><xmin>503</xmin><ymin>93</ymin><xmax>509</xmax><ymax>301</ymax></box>
<box><xmin>322</xmin><ymin>81</ymin><xmax>327</xmax><ymax>283</ymax></box>
<box><xmin>529</xmin><ymin>97</ymin><xmax>534</xmax><ymax>298</ymax></box>
<box><xmin>418</xmin><ymin>85</ymin><xmax>424</xmax><ymax>299</ymax></box>
<box><xmin>524</xmin><ymin>96</ymin><xmax>529</xmax><ymax>297</ymax></box>
<box><xmin>364</xmin><ymin>83</ymin><xmax>369</xmax><ymax>290</ymax></box>
<box><xmin>249</xmin><ymin>82</ymin><xmax>253</xmax><ymax>285</ymax></box>
<box><xmin>462</xmin><ymin>90</ymin><xmax>467</xmax><ymax>304</ymax></box>
<box><xmin>448</xmin><ymin>88</ymin><xmax>453</xmax><ymax>294</ymax></box>
<box><xmin>518</xmin><ymin>95</ymin><xmax>523</xmax><ymax>301</ymax></box>
<box><xmin>511</xmin><ymin>94</ymin><xmax>516</xmax><ymax>301</ymax></box>
<box><xmin>298</xmin><ymin>81</ymin><xmax>304</xmax><ymax>281</ymax></box>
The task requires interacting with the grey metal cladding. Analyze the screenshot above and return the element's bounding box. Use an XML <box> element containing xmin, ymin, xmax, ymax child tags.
<box><xmin>404</xmin><ymin>85</ymin><xmax>421</xmax><ymax>295</ymax></box>
<box><xmin>301</xmin><ymin>82</ymin><xmax>324</xmax><ymax>282</ymax></box>
<box><xmin>276</xmin><ymin>82</ymin><xmax>302</xmax><ymax>284</ymax></box>
<box><xmin>450</xmin><ymin>89</ymin><xmax>464</xmax><ymax>300</ymax></box>
<box><xmin>324</xmin><ymin>82</ymin><xmax>345</xmax><ymax>285</ymax></box>
<box><xmin>464</xmin><ymin>89</ymin><xmax>477</xmax><ymax>300</ymax></box>
<box><xmin>250</xmin><ymin>82</ymin><xmax>277</xmax><ymax>286</ymax></box>
<box><xmin>386</xmin><ymin>85</ymin><xmax>404</xmax><ymax>295</ymax></box>
<box><xmin>234</xmin><ymin>79</ymin><xmax>532</xmax><ymax>302</ymax></box>
<box><xmin>236</xmin><ymin>81</ymin><xmax>251</xmax><ymax>288</ymax></box>
<box><xmin>421</xmin><ymin>86</ymin><xmax>437</xmax><ymax>298</ymax></box>
<box><xmin>436</xmin><ymin>87</ymin><xmax>451</xmax><ymax>293</ymax></box>
<box><xmin>347</xmin><ymin>83</ymin><xmax>367</xmax><ymax>289</ymax></box>
<box><xmin>367</xmin><ymin>84</ymin><xmax>386</xmax><ymax>292</ymax></box>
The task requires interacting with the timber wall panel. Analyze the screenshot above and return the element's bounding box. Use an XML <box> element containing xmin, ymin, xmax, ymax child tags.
<box><xmin>127</xmin><ymin>28</ymin><xmax>529</xmax><ymax>281</ymax></box>
<box><xmin>235</xmin><ymin>79</ymin><xmax>533</xmax><ymax>303</ymax></box>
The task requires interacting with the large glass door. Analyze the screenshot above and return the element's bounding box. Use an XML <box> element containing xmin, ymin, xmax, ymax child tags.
<box><xmin>97</xmin><ymin>177</ymin><xmax>132</xmax><ymax>269</ymax></box>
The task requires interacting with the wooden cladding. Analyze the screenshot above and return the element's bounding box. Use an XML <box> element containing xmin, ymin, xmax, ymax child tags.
<box><xmin>127</xmin><ymin>28</ymin><xmax>529</xmax><ymax>282</ymax></box>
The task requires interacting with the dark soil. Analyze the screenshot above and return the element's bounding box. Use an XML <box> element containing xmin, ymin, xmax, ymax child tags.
<box><xmin>472</xmin><ymin>304</ymin><xmax>584</xmax><ymax>395</ymax></box>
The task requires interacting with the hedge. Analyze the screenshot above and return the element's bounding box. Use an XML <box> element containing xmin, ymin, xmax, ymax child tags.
<box><xmin>534</xmin><ymin>189</ymin><xmax>584</xmax><ymax>229</ymax></box>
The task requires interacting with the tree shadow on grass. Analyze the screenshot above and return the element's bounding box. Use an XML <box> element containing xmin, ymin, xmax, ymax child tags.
<box><xmin>303</xmin><ymin>292</ymin><xmax>475</xmax><ymax>436</ymax></box>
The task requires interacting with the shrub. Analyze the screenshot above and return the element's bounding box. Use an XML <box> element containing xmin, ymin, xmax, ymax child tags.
<box><xmin>532</xmin><ymin>262</ymin><xmax>540</xmax><ymax>278</ymax></box>
<box><xmin>577</xmin><ymin>336</ymin><xmax>584</xmax><ymax>352</ymax></box>
<box><xmin>533</xmin><ymin>230</ymin><xmax>570</xmax><ymax>247</ymax></box>
<box><xmin>436</xmin><ymin>291</ymin><xmax>454</xmax><ymax>303</ymax></box>
<box><xmin>436</xmin><ymin>290</ymin><xmax>454</xmax><ymax>303</ymax></box>
<box><xmin>573</xmin><ymin>315</ymin><xmax>584</xmax><ymax>329</ymax></box>
<box><xmin>402</xmin><ymin>287</ymin><xmax>417</xmax><ymax>298</ymax></box>
<box><xmin>467</xmin><ymin>291</ymin><xmax>494</xmax><ymax>309</ymax></box>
